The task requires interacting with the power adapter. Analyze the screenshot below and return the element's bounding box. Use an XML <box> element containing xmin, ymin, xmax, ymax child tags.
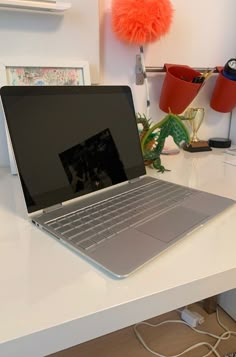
<box><xmin>192</xmin><ymin>311</ymin><xmax>205</xmax><ymax>325</ymax></box>
<box><xmin>181</xmin><ymin>308</ymin><xmax>205</xmax><ymax>328</ymax></box>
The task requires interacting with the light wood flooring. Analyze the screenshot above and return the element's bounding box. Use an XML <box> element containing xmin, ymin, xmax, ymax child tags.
<box><xmin>49</xmin><ymin>304</ymin><xmax>236</xmax><ymax>357</ymax></box>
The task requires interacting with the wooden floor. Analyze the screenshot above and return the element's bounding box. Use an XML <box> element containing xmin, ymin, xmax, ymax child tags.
<box><xmin>49</xmin><ymin>304</ymin><xmax>236</xmax><ymax>357</ymax></box>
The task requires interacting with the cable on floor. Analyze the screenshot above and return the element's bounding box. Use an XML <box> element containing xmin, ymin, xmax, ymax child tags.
<box><xmin>133</xmin><ymin>307</ymin><xmax>236</xmax><ymax>357</ymax></box>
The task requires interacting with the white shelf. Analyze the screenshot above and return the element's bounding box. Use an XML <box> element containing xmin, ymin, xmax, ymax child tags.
<box><xmin>0</xmin><ymin>0</ymin><xmax>71</xmax><ymax>13</ymax></box>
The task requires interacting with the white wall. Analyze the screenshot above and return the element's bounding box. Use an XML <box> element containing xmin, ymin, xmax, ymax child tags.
<box><xmin>0</xmin><ymin>0</ymin><xmax>236</xmax><ymax>167</ymax></box>
<box><xmin>145</xmin><ymin>0</ymin><xmax>236</xmax><ymax>69</ymax></box>
<box><xmin>0</xmin><ymin>0</ymin><xmax>99</xmax><ymax>166</ymax></box>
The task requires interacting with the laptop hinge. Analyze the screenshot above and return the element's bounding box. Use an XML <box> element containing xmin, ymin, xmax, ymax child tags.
<box><xmin>129</xmin><ymin>177</ymin><xmax>141</xmax><ymax>184</ymax></box>
<box><xmin>43</xmin><ymin>203</ymin><xmax>63</xmax><ymax>214</ymax></box>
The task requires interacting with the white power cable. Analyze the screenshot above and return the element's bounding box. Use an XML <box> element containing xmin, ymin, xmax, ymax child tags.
<box><xmin>133</xmin><ymin>307</ymin><xmax>236</xmax><ymax>357</ymax></box>
<box><xmin>207</xmin><ymin>309</ymin><xmax>236</xmax><ymax>357</ymax></box>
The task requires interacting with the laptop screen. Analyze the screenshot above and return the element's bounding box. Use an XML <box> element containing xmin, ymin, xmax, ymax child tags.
<box><xmin>1</xmin><ymin>86</ymin><xmax>145</xmax><ymax>213</ymax></box>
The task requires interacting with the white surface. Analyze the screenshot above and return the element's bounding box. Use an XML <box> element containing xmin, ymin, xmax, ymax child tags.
<box><xmin>0</xmin><ymin>0</ymin><xmax>71</xmax><ymax>12</ymax></box>
<box><xmin>224</xmin><ymin>154</ymin><xmax>236</xmax><ymax>167</ymax></box>
<box><xmin>0</xmin><ymin>150</ymin><xmax>236</xmax><ymax>356</ymax></box>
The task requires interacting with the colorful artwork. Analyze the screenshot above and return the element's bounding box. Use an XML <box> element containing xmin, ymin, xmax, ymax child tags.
<box><xmin>6</xmin><ymin>67</ymin><xmax>83</xmax><ymax>86</ymax></box>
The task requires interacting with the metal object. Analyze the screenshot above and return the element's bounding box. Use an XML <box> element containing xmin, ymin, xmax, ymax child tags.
<box><xmin>183</xmin><ymin>107</ymin><xmax>212</xmax><ymax>152</ymax></box>
<box><xmin>185</xmin><ymin>107</ymin><xmax>205</xmax><ymax>143</ymax></box>
<box><xmin>135</xmin><ymin>55</ymin><xmax>144</xmax><ymax>85</ymax></box>
<box><xmin>135</xmin><ymin>54</ymin><xmax>217</xmax><ymax>85</ymax></box>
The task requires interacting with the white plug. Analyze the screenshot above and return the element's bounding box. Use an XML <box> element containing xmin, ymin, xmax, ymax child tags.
<box><xmin>192</xmin><ymin>310</ymin><xmax>205</xmax><ymax>325</ymax></box>
<box><xmin>181</xmin><ymin>308</ymin><xmax>205</xmax><ymax>327</ymax></box>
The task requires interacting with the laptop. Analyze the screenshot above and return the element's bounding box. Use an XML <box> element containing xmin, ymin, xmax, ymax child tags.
<box><xmin>1</xmin><ymin>85</ymin><xmax>234</xmax><ymax>278</ymax></box>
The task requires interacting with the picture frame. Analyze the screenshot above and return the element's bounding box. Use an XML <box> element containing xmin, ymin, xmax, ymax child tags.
<box><xmin>0</xmin><ymin>59</ymin><xmax>91</xmax><ymax>174</ymax></box>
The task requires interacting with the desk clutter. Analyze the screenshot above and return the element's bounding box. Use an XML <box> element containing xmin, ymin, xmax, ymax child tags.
<box><xmin>136</xmin><ymin>58</ymin><xmax>236</xmax><ymax>162</ymax></box>
<box><xmin>111</xmin><ymin>1</ymin><xmax>235</xmax><ymax>162</ymax></box>
<box><xmin>158</xmin><ymin>59</ymin><xmax>236</xmax><ymax>114</ymax></box>
<box><xmin>137</xmin><ymin>59</ymin><xmax>236</xmax><ymax>115</ymax></box>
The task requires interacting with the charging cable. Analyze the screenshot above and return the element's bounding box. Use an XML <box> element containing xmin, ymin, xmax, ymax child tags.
<box><xmin>134</xmin><ymin>307</ymin><xmax>236</xmax><ymax>357</ymax></box>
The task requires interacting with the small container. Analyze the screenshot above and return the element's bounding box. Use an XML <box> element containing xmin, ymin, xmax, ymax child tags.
<box><xmin>159</xmin><ymin>64</ymin><xmax>202</xmax><ymax>114</ymax></box>
<box><xmin>210</xmin><ymin>65</ymin><xmax>236</xmax><ymax>113</ymax></box>
<box><xmin>223</xmin><ymin>58</ymin><xmax>236</xmax><ymax>81</ymax></box>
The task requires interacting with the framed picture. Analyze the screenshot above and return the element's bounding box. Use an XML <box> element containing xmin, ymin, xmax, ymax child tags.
<box><xmin>0</xmin><ymin>60</ymin><xmax>91</xmax><ymax>174</ymax></box>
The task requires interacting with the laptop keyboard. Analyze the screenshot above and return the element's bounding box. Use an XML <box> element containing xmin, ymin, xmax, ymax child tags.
<box><xmin>46</xmin><ymin>180</ymin><xmax>195</xmax><ymax>250</ymax></box>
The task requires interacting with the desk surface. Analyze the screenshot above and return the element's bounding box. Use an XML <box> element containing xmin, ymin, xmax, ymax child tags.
<box><xmin>1</xmin><ymin>150</ymin><xmax>236</xmax><ymax>357</ymax></box>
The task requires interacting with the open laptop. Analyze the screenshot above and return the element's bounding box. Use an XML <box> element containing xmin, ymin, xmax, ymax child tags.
<box><xmin>1</xmin><ymin>85</ymin><xmax>234</xmax><ymax>278</ymax></box>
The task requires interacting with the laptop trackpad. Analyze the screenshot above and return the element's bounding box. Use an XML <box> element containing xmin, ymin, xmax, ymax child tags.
<box><xmin>137</xmin><ymin>207</ymin><xmax>208</xmax><ymax>243</ymax></box>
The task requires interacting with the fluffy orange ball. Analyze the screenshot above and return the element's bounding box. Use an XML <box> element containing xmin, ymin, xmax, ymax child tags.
<box><xmin>112</xmin><ymin>0</ymin><xmax>173</xmax><ymax>45</ymax></box>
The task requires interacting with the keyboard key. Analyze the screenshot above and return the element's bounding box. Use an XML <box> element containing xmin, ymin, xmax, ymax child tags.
<box><xmin>99</xmin><ymin>229</ymin><xmax>114</xmax><ymax>239</ymax></box>
<box><xmin>71</xmin><ymin>216</ymin><xmax>83</xmax><ymax>224</ymax></box>
<box><xmin>56</xmin><ymin>225</ymin><xmax>74</xmax><ymax>234</ymax></box>
<box><xmin>103</xmin><ymin>212</ymin><xmax>116</xmax><ymax>220</ymax></box>
<box><xmin>111</xmin><ymin>216</ymin><xmax>127</xmax><ymax>225</ymax></box>
<box><xmin>113</xmin><ymin>221</ymin><xmax>129</xmax><ymax>233</ymax></box>
<box><xmin>129</xmin><ymin>207</ymin><xmax>144</xmax><ymax>215</ymax></box>
<box><xmin>48</xmin><ymin>222</ymin><xmax>61</xmax><ymax>229</ymax></box>
<box><xmin>57</xmin><ymin>217</ymin><xmax>70</xmax><ymax>225</ymax></box>
<box><xmin>80</xmin><ymin>215</ymin><xmax>91</xmax><ymax>222</ymax></box>
<box><xmin>63</xmin><ymin>227</ymin><xmax>83</xmax><ymax>239</ymax></box>
<box><xmin>62</xmin><ymin>217</ymin><xmax>76</xmax><ymax>225</ymax></box>
<box><xmin>92</xmin><ymin>234</ymin><xmax>106</xmax><ymax>243</ymax></box>
<box><xmin>116</xmin><ymin>207</ymin><xmax>129</xmax><ymax>215</ymax></box>
<box><xmin>71</xmin><ymin>231</ymin><xmax>95</xmax><ymax>245</ymax></box>
<box><xmin>78</xmin><ymin>239</ymin><xmax>95</xmax><ymax>250</ymax></box>
<box><xmin>125</xmin><ymin>217</ymin><xmax>141</xmax><ymax>226</ymax></box>
<box><xmin>91</xmin><ymin>212</ymin><xmax>101</xmax><ymax>219</ymax></box>
<box><xmin>71</xmin><ymin>221</ymin><xmax>86</xmax><ymax>229</ymax></box>
<box><xmin>101</xmin><ymin>221</ymin><xmax>117</xmax><ymax>231</ymax></box>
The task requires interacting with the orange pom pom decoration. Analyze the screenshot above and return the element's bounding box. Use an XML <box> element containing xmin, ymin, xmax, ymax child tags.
<box><xmin>112</xmin><ymin>0</ymin><xmax>173</xmax><ymax>45</ymax></box>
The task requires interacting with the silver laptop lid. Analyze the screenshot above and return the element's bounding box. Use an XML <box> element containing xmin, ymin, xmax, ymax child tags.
<box><xmin>1</xmin><ymin>85</ymin><xmax>145</xmax><ymax>213</ymax></box>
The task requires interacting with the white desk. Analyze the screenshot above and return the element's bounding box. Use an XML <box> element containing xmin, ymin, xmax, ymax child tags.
<box><xmin>1</xmin><ymin>149</ymin><xmax>236</xmax><ymax>357</ymax></box>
